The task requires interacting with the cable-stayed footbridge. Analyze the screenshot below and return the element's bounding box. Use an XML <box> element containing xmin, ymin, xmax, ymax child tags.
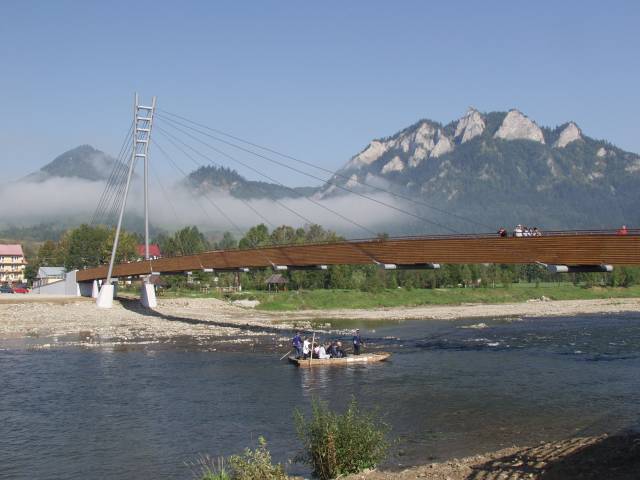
<box><xmin>77</xmin><ymin>95</ymin><xmax>640</xmax><ymax>308</ymax></box>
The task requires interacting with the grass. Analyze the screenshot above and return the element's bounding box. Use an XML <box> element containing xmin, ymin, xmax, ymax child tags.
<box><xmin>237</xmin><ymin>283</ymin><xmax>640</xmax><ymax>311</ymax></box>
<box><xmin>120</xmin><ymin>282</ymin><xmax>640</xmax><ymax>311</ymax></box>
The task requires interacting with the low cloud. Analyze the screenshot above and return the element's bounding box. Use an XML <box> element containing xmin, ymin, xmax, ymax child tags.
<box><xmin>0</xmin><ymin>177</ymin><xmax>410</xmax><ymax>237</ymax></box>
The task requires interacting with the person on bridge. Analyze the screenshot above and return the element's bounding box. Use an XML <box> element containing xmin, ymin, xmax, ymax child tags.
<box><xmin>353</xmin><ymin>329</ymin><xmax>364</xmax><ymax>355</ymax></box>
<box><xmin>513</xmin><ymin>225</ymin><xmax>523</xmax><ymax>237</ymax></box>
<box><xmin>617</xmin><ymin>225</ymin><xmax>629</xmax><ymax>236</ymax></box>
<box><xmin>292</xmin><ymin>332</ymin><xmax>303</xmax><ymax>359</ymax></box>
<box><xmin>497</xmin><ymin>228</ymin><xmax>507</xmax><ymax>237</ymax></box>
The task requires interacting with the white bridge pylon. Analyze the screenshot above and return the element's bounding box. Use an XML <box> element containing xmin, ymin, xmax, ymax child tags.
<box><xmin>97</xmin><ymin>93</ymin><xmax>157</xmax><ymax>309</ymax></box>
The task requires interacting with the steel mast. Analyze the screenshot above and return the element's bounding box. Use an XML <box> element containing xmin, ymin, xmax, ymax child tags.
<box><xmin>97</xmin><ymin>93</ymin><xmax>156</xmax><ymax>308</ymax></box>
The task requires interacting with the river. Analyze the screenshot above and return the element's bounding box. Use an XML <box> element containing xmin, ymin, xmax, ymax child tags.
<box><xmin>2</xmin><ymin>313</ymin><xmax>639</xmax><ymax>479</ymax></box>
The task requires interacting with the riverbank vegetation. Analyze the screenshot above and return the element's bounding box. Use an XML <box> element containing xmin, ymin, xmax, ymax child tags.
<box><xmin>141</xmin><ymin>282</ymin><xmax>640</xmax><ymax>311</ymax></box>
<box><xmin>294</xmin><ymin>399</ymin><xmax>389</xmax><ymax>480</ymax></box>
<box><xmin>192</xmin><ymin>399</ymin><xmax>389</xmax><ymax>480</ymax></box>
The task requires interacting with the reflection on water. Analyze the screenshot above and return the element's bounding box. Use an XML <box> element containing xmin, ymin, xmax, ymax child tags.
<box><xmin>1</xmin><ymin>313</ymin><xmax>640</xmax><ymax>479</ymax></box>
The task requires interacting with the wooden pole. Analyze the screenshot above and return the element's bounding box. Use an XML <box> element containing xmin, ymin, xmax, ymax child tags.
<box><xmin>309</xmin><ymin>332</ymin><xmax>315</xmax><ymax>368</ymax></box>
<box><xmin>280</xmin><ymin>349</ymin><xmax>292</xmax><ymax>361</ymax></box>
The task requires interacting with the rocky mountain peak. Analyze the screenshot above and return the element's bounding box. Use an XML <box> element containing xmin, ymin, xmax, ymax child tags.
<box><xmin>347</xmin><ymin>140</ymin><xmax>390</xmax><ymax>169</ymax></box>
<box><xmin>554</xmin><ymin>122</ymin><xmax>582</xmax><ymax>148</ymax></box>
<box><xmin>454</xmin><ymin>107</ymin><xmax>485</xmax><ymax>143</ymax></box>
<box><xmin>494</xmin><ymin>110</ymin><xmax>545</xmax><ymax>144</ymax></box>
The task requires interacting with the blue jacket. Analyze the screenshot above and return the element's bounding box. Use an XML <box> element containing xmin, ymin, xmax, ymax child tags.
<box><xmin>353</xmin><ymin>335</ymin><xmax>362</xmax><ymax>346</ymax></box>
<box><xmin>292</xmin><ymin>335</ymin><xmax>303</xmax><ymax>348</ymax></box>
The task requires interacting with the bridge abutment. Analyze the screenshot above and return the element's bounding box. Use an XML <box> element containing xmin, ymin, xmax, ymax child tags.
<box><xmin>96</xmin><ymin>284</ymin><xmax>114</xmax><ymax>308</ymax></box>
<box><xmin>91</xmin><ymin>280</ymin><xmax>99</xmax><ymax>298</ymax></box>
<box><xmin>140</xmin><ymin>282</ymin><xmax>157</xmax><ymax>308</ymax></box>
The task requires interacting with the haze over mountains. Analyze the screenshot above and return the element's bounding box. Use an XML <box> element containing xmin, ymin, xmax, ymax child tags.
<box><xmin>5</xmin><ymin>108</ymin><xmax>640</xmax><ymax>235</ymax></box>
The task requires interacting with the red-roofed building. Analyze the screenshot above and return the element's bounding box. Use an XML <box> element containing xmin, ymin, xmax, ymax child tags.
<box><xmin>0</xmin><ymin>244</ymin><xmax>27</xmax><ymax>284</ymax></box>
<box><xmin>136</xmin><ymin>244</ymin><xmax>161</xmax><ymax>260</ymax></box>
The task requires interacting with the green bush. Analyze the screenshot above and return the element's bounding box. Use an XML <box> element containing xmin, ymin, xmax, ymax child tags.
<box><xmin>228</xmin><ymin>437</ymin><xmax>288</xmax><ymax>480</ymax></box>
<box><xmin>294</xmin><ymin>398</ymin><xmax>389</xmax><ymax>480</ymax></box>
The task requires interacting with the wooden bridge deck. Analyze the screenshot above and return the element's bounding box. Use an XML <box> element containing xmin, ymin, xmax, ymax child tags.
<box><xmin>75</xmin><ymin>231</ymin><xmax>640</xmax><ymax>282</ymax></box>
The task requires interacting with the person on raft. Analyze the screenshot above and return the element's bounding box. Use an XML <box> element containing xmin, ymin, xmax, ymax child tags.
<box><xmin>353</xmin><ymin>329</ymin><xmax>364</xmax><ymax>355</ymax></box>
<box><xmin>292</xmin><ymin>332</ymin><xmax>303</xmax><ymax>358</ymax></box>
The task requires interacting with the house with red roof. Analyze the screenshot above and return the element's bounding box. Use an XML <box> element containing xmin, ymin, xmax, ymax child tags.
<box><xmin>0</xmin><ymin>244</ymin><xmax>27</xmax><ymax>284</ymax></box>
<box><xmin>136</xmin><ymin>244</ymin><xmax>161</xmax><ymax>260</ymax></box>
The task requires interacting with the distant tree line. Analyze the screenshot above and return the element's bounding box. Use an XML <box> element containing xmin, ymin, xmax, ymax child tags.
<box><xmin>24</xmin><ymin>223</ymin><xmax>639</xmax><ymax>289</ymax></box>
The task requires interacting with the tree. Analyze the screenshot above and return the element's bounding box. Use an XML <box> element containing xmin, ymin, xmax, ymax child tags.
<box><xmin>62</xmin><ymin>224</ymin><xmax>111</xmax><ymax>270</ymax></box>
<box><xmin>161</xmin><ymin>226</ymin><xmax>209</xmax><ymax>256</ymax></box>
<box><xmin>216</xmin><ymin>231</ymin><xmax>237</xmax><ymax>250</ymax></box>
<box><xmin>270</xmin><ymin>225</ymin><xmax>297</xmax><ymax>245</ymax></box>
<box><xmin>239</xmin><ymin>224</ymin><xmax>270</xmax><ymax>249</ymax></box>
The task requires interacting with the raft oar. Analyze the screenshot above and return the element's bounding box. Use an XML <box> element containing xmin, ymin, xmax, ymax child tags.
<box><xmin>280</xmin><ymin>349</ymin><xmax>292</xmax><ymax>361</ymax></box>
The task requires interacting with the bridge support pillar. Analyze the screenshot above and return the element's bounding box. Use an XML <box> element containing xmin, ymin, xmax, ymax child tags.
<box><xmin>96</xmin><ymin>284</ymin><xmax>114</xmax><ymax>309</ymax></box>
<box><xmin>140</xmin><ymin>282</ymin><xmax>157</xmax><ymax>309</ymax></box>
<box><xmin>91</xmin><ymin>280</ymin><xmax>99</xmax><ymax>299</ymax></box>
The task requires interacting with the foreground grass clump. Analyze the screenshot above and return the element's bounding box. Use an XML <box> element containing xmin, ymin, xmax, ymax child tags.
<box><xmin>295</xmin><ymin>399</ymin><xmax>389</xmax><ymax>480</ymax></box>
<box><xmin>192</xmin><ymin>438</ymin><xmax>287</xmax><ymax>480</ymax></box>
<box><xmin>188</xmin><ymin>455</ymin><xmax>230</xmax><ymax>480</ymax></box>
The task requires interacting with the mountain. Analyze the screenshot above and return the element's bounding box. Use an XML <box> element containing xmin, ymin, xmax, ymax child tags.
<box><xmin>317</xmin><ymin>108</ymin><xmax>640</xmax><ymax>231</ymax></box>
<box><xmin>23</xmin><ymin>145</ymin><xmax>123</xmax><ymax>182</ymax></box>
<box><xmin>185</xmin><ymin>165</ymin><xmax>318</xmax><ymax>199</ymax></box>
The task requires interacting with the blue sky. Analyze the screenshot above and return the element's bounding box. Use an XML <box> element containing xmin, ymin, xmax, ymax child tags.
<box><xmin>1</xmin><ymin>0</ymin><xmax>638</xmax><ymax>184</ymax></box>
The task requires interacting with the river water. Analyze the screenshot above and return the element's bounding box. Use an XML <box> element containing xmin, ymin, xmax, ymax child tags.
<box><xmin>2</xmin><ymin>313</ymin><xmax>640</xmax><ymax>479</ymax></box>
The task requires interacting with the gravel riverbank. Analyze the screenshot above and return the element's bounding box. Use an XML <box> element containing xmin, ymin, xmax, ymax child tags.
<box><xmin>343</xmin><ymin>433</ymin><xmax>640</xmax><ymax>480</ymax></box>
<box><xmin>1</xmin><ymin>296</ymin><xmax>640</xmax><ymax>346</ymax></box>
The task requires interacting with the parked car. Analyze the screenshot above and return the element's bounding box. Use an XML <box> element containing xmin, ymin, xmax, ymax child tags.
<box><xmin>0</xmin><ymin>285</ymin><xmax>14</xmax><ymax>294</ymax></box>
<box><xmin>13</xmin><ymin>286</ymin><xmax>29</xmax><ymax>294</ymax></box>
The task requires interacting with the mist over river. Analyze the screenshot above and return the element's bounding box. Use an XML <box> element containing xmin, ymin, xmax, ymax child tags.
<box><xmin>2</xmin><ymin>313</ymin><xmax>639</xmax><ymax>479</ymax></box>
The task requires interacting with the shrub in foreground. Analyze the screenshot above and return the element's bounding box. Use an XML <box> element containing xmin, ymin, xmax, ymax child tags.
<box><xmin>228</xmin><ymin>436</ymin><xmax>288</xmax><ymax>480</ymax></box>
<box><xmin>294</xmin><ymin>398</ymin><xmax>389</xmax><ymax>480</ymax></box>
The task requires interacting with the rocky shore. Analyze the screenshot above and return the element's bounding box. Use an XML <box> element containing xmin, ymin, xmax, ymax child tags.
<box><xmin>1</xmin><ymin>296</ymin><xmax>640</xmax><ymax>348</ymax></box>
<box><xmin>343</xmin><ymin>432</ymin><xmax>640</xmax><ymax>480</ymax></box>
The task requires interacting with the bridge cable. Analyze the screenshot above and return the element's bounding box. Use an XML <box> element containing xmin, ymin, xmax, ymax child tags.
<box><xmin>156</xmin><ymin>119</ymin><xmax>459</xmax><ymax>234</ymax></box>
<box><xmin>149</xmin><ymin>168</ymin><xmax>208</xmax><ymax>271</ymax></box>
<box><xmin>155</xmin><ymin>127</ymin><xmax>393</xmax><ymax>266</ymax></box>
<box><xmin>154</xmin><ymin>130</ymin><xmax>278</xmax><ymax>229</ymax></box>
<box><xmin>156</xmin><ymin>126</ymin><xmax>329</xmax><ymax>231</ymax></box>
<box><xmin>151</xmin><ymin>138</ymin><xmax>282</xmax><ymax>268</ymax></box>
<box><xmin>91</xmin><ymin>127</ymin><xmax>131</xmax><ymax>224</ymax></box>
<box><xmin>156</xmin><ymin>110</ymin><xmax>492</xmax><ymax>231</ymax></box>
<box><xmin>91</xmin><ymin>122</ymin><xmax>134</xmax><ymax>225</ymax></box>
<box><xmin>98</xmin><ymin>140</ymin><xmax>135</xmax><ymax>226</ymax></box>
<box><xmin>96</xmin><ymin>127</ymin><xmax>134</xmax><ymax>225</ymax></box>
<box><xmin>156</xmin><ymin>121</ymin><xmax>390</xmax><ymax>236</ymax></box>
<box><xmin>153</xmin><ymin>132</ymin><xmax>298</xmax><ymax>266</ymax></box>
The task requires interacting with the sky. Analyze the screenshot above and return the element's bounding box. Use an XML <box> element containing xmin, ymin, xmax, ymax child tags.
<box><xmin>1</xmin><ymin>0</ymin><xmax>639</xmax><ymax>186</ymax></box>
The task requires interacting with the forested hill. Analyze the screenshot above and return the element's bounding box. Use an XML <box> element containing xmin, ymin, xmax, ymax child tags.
<box><xmin>184</xmin><ymin>165</ymin><xmax>317</xmax><ymax>199</ymax></box>
<box><xmin>22</xmin><ymin>145</ymin><xmax>123</xmax><ymax>182</ymax></box>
